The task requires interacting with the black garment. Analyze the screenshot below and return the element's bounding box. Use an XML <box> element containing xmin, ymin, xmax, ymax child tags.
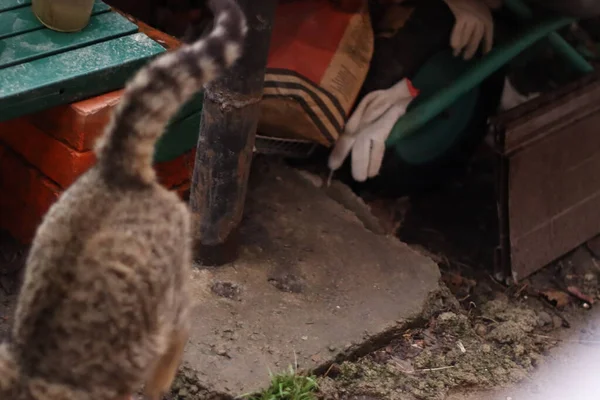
<box><xmin>526</xmin><ymin>0</ymin><xmax>600</xmax><ymax>18</ymax></box>
<box><xmin>360</xmin><ymin>0</ymin><xmax>455</xmax><ymax>99</ymax></box>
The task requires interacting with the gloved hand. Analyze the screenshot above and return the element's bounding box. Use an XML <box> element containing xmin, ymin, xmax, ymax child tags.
<box><xmin>328</xmin><ymin>78</ymin><xmax>419</xmax><ymax>182</ymax></box>
<box><xmin>443</xmin><ymin>0</ymin><xmax>494</xmax><ymax>60</ymax></box>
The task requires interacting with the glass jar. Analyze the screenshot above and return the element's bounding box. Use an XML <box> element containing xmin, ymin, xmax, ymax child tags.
<box><xmin>32</xmin><ymin>0</ymin><xmax>95</xmax><ymax>32</ymax></box>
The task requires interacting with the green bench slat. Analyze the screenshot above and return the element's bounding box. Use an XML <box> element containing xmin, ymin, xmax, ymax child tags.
<box><xmin>0</xmin><ymin>1</ymin><xmax>111</xmax><ymax>40</ymax></box>
<box><xmin>155</xmin><ymin>108</ymin><xmax>203</xmax><ymax>163</ymax></box>
<box><xmin>0</xmin><ymin>0</ymin><xmax>30</xmax><ymax>13</ymax></box>
<box><xmin>0</xmin><ymin>11</ymin><xmax>137</xmax><ymax>69</ymax></box>
<box><xmin>0</xmin><ymin>32</ymin><xmax>165</xmax><ymax>121</ymax></box>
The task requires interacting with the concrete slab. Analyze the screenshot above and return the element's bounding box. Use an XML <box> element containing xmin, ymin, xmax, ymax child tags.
<box><xmin>181</xmin><ymin>162</ymin><xmax>440</xmax><ymax>396</ymax></box>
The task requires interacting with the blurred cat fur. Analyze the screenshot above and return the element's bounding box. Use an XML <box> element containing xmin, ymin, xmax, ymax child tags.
<box><xmin>0</xmin><ymin>0</ymin><xmax>247</xmax><ymax>399</ymax></box>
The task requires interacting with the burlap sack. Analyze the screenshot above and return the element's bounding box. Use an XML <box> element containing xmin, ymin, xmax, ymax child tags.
<box><xmin>259</xmin><ymin>0</ymin><xmax>374</xmax><ymax>147</ymax></box>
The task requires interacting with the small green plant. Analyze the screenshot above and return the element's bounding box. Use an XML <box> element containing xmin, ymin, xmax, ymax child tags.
<box><xmin>240</xmin><ymin>365</ymin><xmax>318</xmax><ymax>400</ymax></box>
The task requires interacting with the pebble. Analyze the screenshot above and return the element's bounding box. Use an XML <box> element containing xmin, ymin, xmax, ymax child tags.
<box><xmin>537</xmin><ymin>311</ymin><xmax>552</xmax><ymax>326</ymax></box>
<box><xmin>213</xmin><ymin>344</ymin><xmax>229</xmax><ymax>357</ymax></box>
<box><xmin>475</xmin><ymin>324</ymin><xmax>487</xmax><ymax>336</ymax></box>
<box><xmin>552</xmin><ymin>316</ymin><xmax>563</xmax><ymax>329</ymax></box>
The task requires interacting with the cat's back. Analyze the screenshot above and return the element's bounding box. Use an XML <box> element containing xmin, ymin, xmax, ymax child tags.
<box><xmin>12</xmin><ymin>168</ymin><xmax>191</xmax><ymax>391</ymax></box>
<box><xmin>28</xmin><ymin>167</ymin><xmax>188</xmax><ymax>268</ymax></box>
<box><xmin>14</xmin><ymin>168</ymin><xmax>190</xmax><ymax>331</ymax></box>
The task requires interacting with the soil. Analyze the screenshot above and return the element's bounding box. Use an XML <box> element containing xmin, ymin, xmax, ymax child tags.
<box><xmin>1</xmin><ymin>156</ymin><xmax>599</xmax><ymax>400</ymax></box>
<box><xmin>314</xmin><ymin>155</ymin><xmax>600</xmax><ymax>400</ymax></box>
<box><xmin>138</xmin><ymin>154</ymin><xmax>600</xmax><ymax>400</ymax></box>
<box><xmin>318</xmin><ymin>299</ymin><xmax>551</xmax><ymax>400</ymax></box>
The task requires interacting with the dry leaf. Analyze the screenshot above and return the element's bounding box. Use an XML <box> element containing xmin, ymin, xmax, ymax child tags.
<box><xmin>540</xmin><ymin>289</ymin><xmax>571</xmax><ymax>308</ymax></box>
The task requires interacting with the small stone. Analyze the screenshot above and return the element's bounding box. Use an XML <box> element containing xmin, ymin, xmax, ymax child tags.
<box><xmin>537</xmin><ymin>311</ymin><xmax>552</xmax><ymax>326</ymax></box>
<box><xmin>475</xmin><ymin>324</ymin><xmax>487</xmax><ymax>336</ymax></box>
<box><xmin>435</xmin><ymin>312</ymin><xmax>470</xmax><ymax>335</ymax></box>
<box><xmin>210</xmin><ymin>280</ymin><xmax>242</xmax><ymax>301</ymax></box>
<box><xmin>214</xmin><ymin>344</ymin><xmax>230</xmax><ymax>358</ymax></box>
<box><xmin>328</xmin><ymin>345</ymin><xmax>337</xmax><ymax>352</ymax></box>
<box><xmin>301</xmin><ymin>336</ymin><xmax>308</xmax><ymax>341</ymax></box>
<box><xmin>481</xmin><ymin>344</ymin><xmax>492</xmax><ymax>353</ymax></box>
<box><xmin>552</xmin><ymin>316</ymin><xmax>563</xmax><ymax>329</ymax></box>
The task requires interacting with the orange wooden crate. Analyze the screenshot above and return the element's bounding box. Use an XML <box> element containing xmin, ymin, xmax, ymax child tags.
<box><xmin>0</xmin><ymin>16</ymin><xmax>194</xmax><ymax>243</ymax></box>
<box><xmin>0</xmin><ymin>141</ymin><xmax>194</xmax><ymax>243</ymax></box>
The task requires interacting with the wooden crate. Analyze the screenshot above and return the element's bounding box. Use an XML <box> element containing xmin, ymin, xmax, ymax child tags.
<box><xmin>0</xmin><ymin>141</ymin><xmax>195</xmax><ymax>243</ymax></box>
<box><xmin>0</xmin><ymin>2</ymin><xmax>201</xmax><ymax>242</ymax></box>
<box><xmin>491</xmin><ymin>71</ymin><xmax>600</xmax><ymax>281</ymax></box>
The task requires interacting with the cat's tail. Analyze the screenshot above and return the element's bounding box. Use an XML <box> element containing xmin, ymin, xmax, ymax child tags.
<box><xmin>0</xmin><ymin>343</ymin><xmax>20</xmax><ymax>397</ymax></box>
<box><xmin>95</xmin><ymin>0</ymin><xmax>247</xmax><ymax>185</ymax></box>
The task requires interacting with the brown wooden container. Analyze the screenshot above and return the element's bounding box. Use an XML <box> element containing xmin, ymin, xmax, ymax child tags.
<box><xmin>491</xmin><ymin>71</ymin><xmax>600</xmax><ymax>282</ymax></box>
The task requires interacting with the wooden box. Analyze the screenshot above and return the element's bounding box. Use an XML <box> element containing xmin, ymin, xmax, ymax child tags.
<box><xmin>491</xmin><ymin>71</ymin><xmax>600</xmax><ymax>281</ymax></box>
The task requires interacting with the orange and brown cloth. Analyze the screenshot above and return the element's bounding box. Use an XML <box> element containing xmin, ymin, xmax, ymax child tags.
<box><xmin>258</xmin><ymin>0</ymin><xmax>375</xmax><ymax>147</ymax></box>
<box><xmin>257</xmin><ymin>0</ymin><xmax>497</xmax><ymax>148</ymax></box>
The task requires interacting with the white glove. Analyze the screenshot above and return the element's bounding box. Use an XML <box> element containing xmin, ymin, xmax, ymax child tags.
<box><xmin>443</xmin><ymin>0</ymin><xmax>494</xmax><ymax>60</ymax></box>
<box><xmin>328</xmin><ymin>78</ymin><xmax>419</xmax><ymax>182</ymax></box>
<box><xmin>500</xmin><ymin>77</ymin><xmax>540</xmax><ymax>111</ymax></box>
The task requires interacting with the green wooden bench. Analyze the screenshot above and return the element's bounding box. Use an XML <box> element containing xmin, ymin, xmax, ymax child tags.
<box><xmin>0</xmin><ymin>0</ymin><xmax>163</xmax><ymax>121</ymax></box>
<box><xmin>0</xmin><ymin>0</ymin><xmax>203</xmax><ymax>162</ymax></box>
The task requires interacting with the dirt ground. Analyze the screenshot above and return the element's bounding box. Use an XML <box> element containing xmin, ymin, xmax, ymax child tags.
<box><xmin>314</xmin><ymin>156</ymin><xmax>600</xmax><ymax>400</ymax></box>
<box><xmin>1</xmin><ymin>156</ymin><xmax>599</xmax><ymax>400</ymax></box>
<box><xmin>159</xmin><ymin>154</ymin><xmax>600</xmax><ymax>400</ymax></box>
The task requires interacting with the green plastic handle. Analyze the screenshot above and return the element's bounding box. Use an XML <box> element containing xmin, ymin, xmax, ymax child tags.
<box><xmin>504</xmin><ymin>0</ymin><xmax>594</xmax><ymax>74</ymax></box>
<box><xmin>387</xmin><ymin>15</ymin><xmax>576</xmax><ymax>145</ymax></box>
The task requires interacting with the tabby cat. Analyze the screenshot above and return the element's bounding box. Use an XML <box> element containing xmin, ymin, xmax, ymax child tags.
<box><xmin>0</xmin><ymin>0</ymin><xmax>247</xmax><ymax>399</ymax></box>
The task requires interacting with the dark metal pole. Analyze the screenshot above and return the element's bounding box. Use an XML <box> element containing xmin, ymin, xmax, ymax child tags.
<box><xmin>189</xmin><ymin>0</ymin><xmax>277</xmax><ymax>266</ymax></box>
